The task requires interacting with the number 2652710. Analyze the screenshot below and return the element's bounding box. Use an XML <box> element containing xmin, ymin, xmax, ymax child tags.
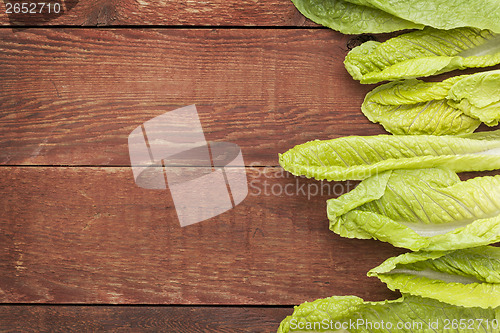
<box><xmin>5</xmin><ymin>2</ymin><xmax>62</xmax><ymax>14</ymax></box>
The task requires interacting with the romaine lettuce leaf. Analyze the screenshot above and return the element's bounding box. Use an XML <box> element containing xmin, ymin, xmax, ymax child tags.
<box><xmin>368</xmin><ymin>246</ymin><xmax>500</xmax><ymax>309</ymax></box>
<box><xmin>361</xmin><ymin>70</ymin><xmax>500</xmax><ymax>135</ymax></box>
<box><xmin>447</xmin><ymin>70</ymin><xmax>500</xmax><ymax>126</ymax></box>
<box><xmin>278</xmin><ymin>294</ymin><xmax>500</xmax><ymax>333</ymax></box>
<box><xmin>278</xmin><ymin>130</ymin><xmax>500</xmax><ymax>181</ymax></box>
<box><xmin>343</xmin><ymin>0</ymin><xmax>500</xmax><ymax>33</ymax></box>
<box><xmin>344</xmin><ymin>27</ymin><xmax>500</xmax><ymax>83</ymax></box>
<box><xmin>290</xmin><ymin>0</ymin><xmax>423</xmax><ymax>34</ymax></box>
<box><xmin>327</xmin><ymin>168</ymin><xmax>500</xmax><ymax>251</ymax></box>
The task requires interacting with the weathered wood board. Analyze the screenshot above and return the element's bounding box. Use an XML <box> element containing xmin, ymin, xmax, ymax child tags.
<box><xmin>0</xmin><ymin>0</ymin><xmax>316</xmax><ymax>26</ymax></box>
<box><xmin>0</xmin><ymin>166</ymin><xmax>403</xmax><ymax>304</ymax></box>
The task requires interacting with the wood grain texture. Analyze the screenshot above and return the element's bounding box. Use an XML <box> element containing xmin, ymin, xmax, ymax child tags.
<box><xmin>0</xmin><ymin>166</ymin><xmax>404</xmax><ymax>304</ymax></box>
<box><xmin>0</xmin><ymin>0</ymin><xmax>316</xmax><ymax>26</ymax></box>
<box><xmin>0</xmin><ymin>305</ymin><xmax>292</xmax><ymax>332</ymax></box>
<box><xmin>0</xmin><ymin>28</ymin><xmax>382</xmax><ymax>167</ymax></box>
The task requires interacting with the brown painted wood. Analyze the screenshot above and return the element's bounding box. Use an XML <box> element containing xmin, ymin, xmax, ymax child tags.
<box><xmin>0</xmin><ymin>305</ymin><xmax>293</xmax><ymax>332</ymax></box>
<box><xmin>0</xmin><ymin>166</ymin><xmax>403</xmax><ymax>304</ymax></box>
<box><xmin>0</xmin><ymin>0</ymin><xmax>316</xmax><ymax>26</ymax></box>
<box><xmin>0</xmin><ymin>28</ymin><xmax>382</xmax><ymax>167</ymax></box>
<box><xmin>2</xmin><ymin>17</ymin><xmax>499</xmax><ymax>333</ymax></box>
<box><xmin>1</xmin><ymin>30</ymin><xmax>498</xmax><ymax>168</ymax></box>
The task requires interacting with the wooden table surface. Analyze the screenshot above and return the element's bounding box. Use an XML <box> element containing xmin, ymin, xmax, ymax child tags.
<box><xmin>0</xmin><ymin>1</ymin><xmax>470</xmax><ymax>331</ymax></box>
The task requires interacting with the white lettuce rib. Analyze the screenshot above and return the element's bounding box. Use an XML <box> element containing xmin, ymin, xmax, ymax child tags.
<box><xmin>388</xmin><ymin>268</ymin><xmax>482</xmax><ymax>284</ymax></box>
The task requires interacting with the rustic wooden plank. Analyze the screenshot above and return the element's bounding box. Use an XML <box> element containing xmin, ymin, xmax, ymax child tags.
<box><xmin>0</xmin><ymin>28</ymin><xmax>381</xmax><ymax>167</ymax></box>
<box><xmin>0</xmin><ymin>305</ymin><xmax>292</xmax><ymax>332</ymax></box>
<box><xmin>0</xmin><ymin>0</ymin><xmax>315</xmax><ymax>26</ymax></box>
<box><xmin>0</xmin><ymin>166</ymin><xmax>403</xmax><ymax>304</ymax></box>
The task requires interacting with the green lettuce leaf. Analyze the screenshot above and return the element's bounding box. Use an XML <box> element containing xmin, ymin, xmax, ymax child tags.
<box><xmin>344</xmin><ymin>27</ymin><xmax>500</xmax><ymax>84</ymax></box>
<box><xmin>327</xmin><ymin>168</ymin><xmax>500</xmax><ymax>251</ymax></box>
<box><xmin>343</xmin><ymin>0</ymin><xmax>500</xmax><ymax>33</ymax></box>
<box><xmin>368</xmin><ymin>246</ymin><xmax>500</xmax><ymax>309</ymax></box>
<box><xmin>362</xmin><ymin>80</ymin><xmax>481</xmax><ymax>136</ymax></box>
<box><xmin>362</xmin><ymin>70</ymin><xmax>500</xmax><ymax>135</ymax></box>
<box><xmin>447</xmin><ymin>70</ymin><xmax>500</xmax><ymax>126</ymax></box>
<box><xmin>278</xmin><ymin>129</ymin><xmax>500</xmax><ymax>181</ymax></box>
<box><xmin>278</xmin><ymin>294</ymin><xmax>500</xmax><ymax>333</ymax></box>
<box><xmin>290</xmin><ymin>0</ymin><xmax>423</xmax><ymax>34</ymax></box>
